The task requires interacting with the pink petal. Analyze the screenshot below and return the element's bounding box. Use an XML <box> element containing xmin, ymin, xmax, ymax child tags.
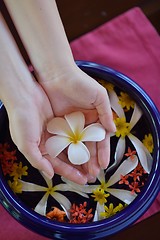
<box><xmin>82</xmin><ymin>123</ymin><xmax>105</xmax><ymax>141</ymax></box>
<box><xmin>47</xmin><ymin>117</ymin><xmax>73</xmax><ymax>136</ymax></box>
<box><xmin>65</xmin><ymin>111</ymin><xmax>85</xmax><ymax>134</ymax></box>
<box><xmin>45</xmin><ymin>136</ymin><xmax>70</xmax><ymax>158</ymax></box>
<box><xmin>68</xmin><ymin>142</ymin><xmax>90</xmax><ymax>165</ymax></box>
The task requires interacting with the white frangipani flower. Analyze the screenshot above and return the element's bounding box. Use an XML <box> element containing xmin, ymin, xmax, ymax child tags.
<box><xmin>91</xmin><ymin>155</ymin><xmax>138</xmax><ymax>221</ymax></box>
<box><xmin>45</xmin><ymin>111</ymin><xmax>105</xmax><ymax>165</ymax></box>
<box><xmin>108</xmin><ymin>90</ymin><xmax>153</xmax><ymax>173</ymax></box>
<box><xmin>61</xmin><ymin>156</ymin><xmax>138</xmax><ymax>221</ymax></box>
<box><xmin>19</xmin><ymin>172</ymin><xmax>71</xmax><ymax>217</ymax></box>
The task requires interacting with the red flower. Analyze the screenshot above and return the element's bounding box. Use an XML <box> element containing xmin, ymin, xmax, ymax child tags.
<box><xmin>124</xmin><ymin>147</ymin><xmax>136</xmax><ymax>160</ymax></box>
<box><xmin>69</xmin><ymin>202</ymin><xmax>93</xmax><ymax>224</ymax></box>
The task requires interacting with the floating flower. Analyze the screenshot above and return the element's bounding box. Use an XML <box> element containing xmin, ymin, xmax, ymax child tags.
<box><xmin>8</xmin><ymin>180</ymin><xmax>22</xmax><ymax>194</ymax></box>
<box><xmin>46</xmin><ymin>207</ymin><xmax>66</xmax><ymax>222</ymax></box>
<box><xmin>19</xmin><ymin>172</ymin><xmax>72</xmax><ymax>217</ymax></box>
<box><xmin>91</xmin><ymin>188</ymin><xmax>110</xmax><ymax>205</ymax></box>
<box><xmin>108</xmin><ymin>91</ymin><xmax>153</xmax><ymax>173</ymax></box>
<box><xmin>100</xmin><ymin>203</ymin><xmax>124</xmax><ymax>219</ymax></box>
<box><xmin>9</xmin><ymin>162</ymin><xmax>28</xmax><ymax>180</ymax></box>
<box><xmin>0</xmin><ymin>143</ymin><xmax>17</xmax><ymax>175</ymax></box>
<box><xmin>124</xmin><ymin>147</ymin><xmax>137</xmax><ymax>160</ymax></box>
<box><xmin>69</xmin><ymin>202</ymin><xmax>93</xmax><ymax>223</ymax></box>
<box><xmin>142</xmin><ymin>133</ymin><xmax>154</xmax><ymax>153</ymax></box>
<box><xmin>45</xmin><ymin>111</ymin><xmax>105</xmax><ymax>165</ymax></box>
<box><xmin>118</xmin><ymin>92</ymin><xmax>135</xmax><ymax>110</ymax></box>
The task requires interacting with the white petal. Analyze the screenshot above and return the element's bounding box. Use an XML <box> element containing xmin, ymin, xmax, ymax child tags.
<box><xmin>97</xmin><ymin>169</ymin><xmax>105</xmax><ymax>183</ymax></box>
<box><xmin>115</xmin><ymin>137</ymin><xmax>126</xmax><ymax>164</ymax></box>
<box><xmin>107</xmin><ymin>188</ymin><xmax>137</xmax><ymax>204</ymax></box>
<box><xmin>61</xmin><ymin>177</ymin><xmax>92</xmax><ymax>194</ymax></box>
<box><xmin>45</xmin><ymin>136</ymin><xmax>70</xmax><ymax>158</ymax></box>
<box><xmin>93</xmin><ymin>202</ymin><xmax>105</xmax><ymax>221</ymax></box>
<box><xmin>51</xmin><ymin>192</ymin><xmax>71</xmax><ymax>219</ymax></box>
<box><xmin>47</xmin><ymin>117</ymin><xmax>73</xmax><ymax>136</ymax></box>
<box><xmin>68</xmin><ymin>142</ymin><xmax>90</xmax><ymax>165</ymax></box>
<box><xmin>19</xmin><ymin>180</ymin><xmax>47</xmax><ymax>192</ymax></box>
<box><xmin>128</xmin><ymin>134</ymin><xmax>151</xmax><ymax>173</ymax></box>
<box><xmin>82</xmin><ymin>123</ymin><xmax>105</xmax><ymax>141</ymax></box>
<box><xmin>34</xmin><ymin>192</ymin><xmax>49</xmax><ymax>215</ymax></box>
<box><xmin>65</xmin><ymin>111</ymin><xmax>85</xmax><ymax>134</ymax></box>
<box><xmin>106</xmin><ymin>137</ymin><xmax>125</xmax><ymax>173</ymax></box>
<box><xmin>109</xmin><ymin>91</ymin><xmax>125</xmax><ymax>118</ymax></box>
<box><xmin>40</xmin><ymin>171</ymin><xmax>53</xmax><ymax>188</ymax></box>
<box><xmin>107</xmin><ymin>156</ymin><xmax>138</xmax><ymax>187</ymax></box>
<box><xmin>129</xmin><ymin>104</ymin><xmax>143</xmax><ymax>130</ymax></box>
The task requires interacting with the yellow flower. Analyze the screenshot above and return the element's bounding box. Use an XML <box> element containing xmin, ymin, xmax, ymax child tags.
<box><xmin>91</xmin><ymin>188</ymin><xmax>110</xmax><ymax>205</ymax></box>
<box><xmin>100</xmin><ymin>203</ymin><xmax>124</xmax><ymax>218</ymax></box>
<box><xmin>114</xmin><ymin>117</ymin><xmax>131</xmax><ymax>138</ymax></box>
<box><xmin>118</xmin><ymin>92</ymin><xmax>135</xmax><ymax>110</ymax></box>
<box><xmin>9</xmin><ymin>162</ymin><xmax>28</xmax><ymax>180</ymax></box>
<box><xmin>142</xmin><ymin>134</ymin><xmax>154</xmax><ymax>153</ymax></box>
<box><xmin>8</xmin><ymin>180</ymin><xmax>22</xmax><ymax>194</ymax></box>
<box><xmin>97</xmin><ymin>79</ymin><xmax>114</xmax><ymax>92</ymax></box>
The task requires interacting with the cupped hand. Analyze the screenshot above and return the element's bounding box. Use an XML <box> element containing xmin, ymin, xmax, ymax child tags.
<box><xmin>38</xmin><ymin>64</ymin><xmax>116</xmax><ymax>179</ymax></box>
<box><xmin>7</xmin><ymin>78</ymin><xmax>88</xmax><ymax>184</ymax></box>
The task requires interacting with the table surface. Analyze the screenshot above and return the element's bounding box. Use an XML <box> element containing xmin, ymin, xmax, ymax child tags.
<box><xmin>1</xmin><ymin>1</ymin><xmax>160</xmax><ymax>239</ymax></box>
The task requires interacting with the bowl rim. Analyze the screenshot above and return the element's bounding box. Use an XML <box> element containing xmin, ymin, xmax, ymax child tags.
<box><xmin>0</xmin><ymin>61</ymin><xmax>160</xmax><ymax>238</ymax></box>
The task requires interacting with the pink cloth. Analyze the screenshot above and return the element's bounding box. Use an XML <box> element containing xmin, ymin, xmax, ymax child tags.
<box><xmin>0</xmin><ymin>7</ymin><xmax>160</xmax><ymax>240</ymax></box>
<box><xmin>71</xmin><ymin>7</ymin><xmax>160</xmax><ymax>110</ymax></box>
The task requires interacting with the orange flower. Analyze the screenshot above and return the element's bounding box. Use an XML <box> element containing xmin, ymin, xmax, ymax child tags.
<box><xmin>69</xmin><ymin>202</ymin><xmax>93</xmax><ymax>224</ymax></box>
<box><xmin>46</xmin><ymin>207</ymin><xmax>66</xmax><ymax>222</ymax></box>
<box><xmin>124</xmin><ymin>147</ymin><xmax>136</xmax><ymax>160</ymax></box>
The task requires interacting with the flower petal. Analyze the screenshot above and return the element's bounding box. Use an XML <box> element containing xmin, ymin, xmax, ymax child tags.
<box><xmin>107</xmin><ymin>188</ymin><xmax>137</xmax><ymax>204</ymax></box>
<box><xmin>115</xmin><ymin>137</ymin><xmax>126</xmax><ymax>164</ymax></box>
<box><xmin>107</xmin><ymin>155</ymin><xmax>138</xmax><ymax>187</ymax></box>
<box><xmin>106</xmin><ymin>137</ymin><xmax>125</xmax><ymax>173</ymax></box>
<box><xmin>109</xmin><ymin>91</ymin><xmax>125</xmax><ymax>118</ymax></box>
<box><xmin>51</xmin><ymin>192</ymin><xmax>71</xmax><ymax>219</ymax></box>
<box><xmin>61</xmin><ymin>177</ymin><xmax>92</xmax><ymax>194</ymax></box>
<box><xmin>129</xmin><ymin>104</ymin><xmax>143</xmax><ymax>130</ymax></box>
<box><xmin>128</xmin><ymin>134</ymin><xmax>152</xmax><ymax>173</ymax></box>
<box><xmin>40</xmin><ymin>171</ymin><xmax>53</xmax><ymax>188</ymax></box>
<box><xmin>93</xmin><ymin>202</ymin><xmax>105</xmax><ymax>221</ymax></box>
<box><xmin>47</xmin><ymin>117</ymin><xmax>73</xmax><ymax>136</ymax></box>
<box><xmin>19</xmin><ymin>180</ymin><xmax>47</xmax><ymax>192</ymax></box>
<box><xmin>68</xmin><ymin>142</ymin><xmax>90</xmax><ymax>165</ymax></box>
<box><xmin>34</xmin><ymin>192</ymin><xmax>49</xmax><ymax>215</ymax></box>
<box><xmin>45</xmin><ymin>136</ymin><xmax>70</xmax><ymax>158</ymax></box>
<box><xmin>65</xmin><ymin>111</ymin><xmax>85</xmax><ymax>134</ymax></box>
<box><xmin>82</xmin><ymin>123</ymin><xmax>105</xmax><ymax>141</ymax></box>
<box><xmin>97</xmin><ymin>169</ymin><xmax>105</xmax><ymax>183</ymax></box>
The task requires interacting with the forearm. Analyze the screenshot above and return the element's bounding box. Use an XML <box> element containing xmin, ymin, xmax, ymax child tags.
<box><xmin>4</xmin><ymin>0</ymin><xmax>75</xmax><ymax>82</ymax></box>
<box><xmin>0</xmin><ymin>13</ymin><xmax>35</xmax><ymax>111</ymax></box>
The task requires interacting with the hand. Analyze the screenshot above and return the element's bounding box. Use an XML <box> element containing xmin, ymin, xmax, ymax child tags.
<box><xmin>38</xmin><ymin>64</ymin><xmax>116</xmax><ymax>178</ymax></box>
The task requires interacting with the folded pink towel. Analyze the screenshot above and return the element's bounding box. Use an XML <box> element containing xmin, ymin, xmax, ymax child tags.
<box><xmin>0</xmin><ymin>7</ymin><xmax>160</xmax><ymax>240</ymax></box>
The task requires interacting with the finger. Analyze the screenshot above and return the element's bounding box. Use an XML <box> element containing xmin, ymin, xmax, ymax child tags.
<box><xmin>22</xmin><ymin>144</ymin><xmax>54</xmax><ymax>179</ymax></box>
<box><xmin>48</xmin><ymin>155</ymin><xmax>88</xmax><ymax>185</ymax></box>
<box><xmin>97</xmin><ymin>131</ymin><xmax>111</xmax><ymax>169</ymax></box>
<box><xmin>94</xmin><ymin>87</ymin><xmax>116</xmax><ymax>132</ymax></box>
<box><xmin>85</xmin><ymin>142</ymin><xmax>100</xmax><ymax>177</ymax></box>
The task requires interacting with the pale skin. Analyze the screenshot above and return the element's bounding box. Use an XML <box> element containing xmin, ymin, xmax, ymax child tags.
<box><xmin>1</xmin><ymin>0</ymin><xmax>116</xmax><ymax>184</ymax></box>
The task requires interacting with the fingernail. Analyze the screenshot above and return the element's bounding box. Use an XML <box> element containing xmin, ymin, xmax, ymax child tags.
<box><xmin>41</xmin><ymin>171</ymin><xmax>53</xmax><ymax>179</ymax></box>
<box><xmin>87</xmin><ymin>175</ymin><xmax>97</xmax><ymax>183</ymax></box>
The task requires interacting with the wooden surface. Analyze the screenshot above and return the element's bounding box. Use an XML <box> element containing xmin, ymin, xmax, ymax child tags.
<box><xmin>56</xmin><ymin>0</ymin><xmax>160</xmax><ymax>41</ymax></box>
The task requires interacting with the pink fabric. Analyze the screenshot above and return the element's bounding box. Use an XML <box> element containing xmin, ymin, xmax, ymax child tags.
<box><xmin>0</xmin><ymin>7</ymin><xmax>160</xmax><ymax>240</ymax></box>
<box><xmin>71</xmin><ymin>7</ymin><xmax>160</xmax><ymax>110</ymax></box>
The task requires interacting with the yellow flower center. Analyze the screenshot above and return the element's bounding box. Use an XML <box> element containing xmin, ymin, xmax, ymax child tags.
<box><xmin>91</xmin><ymin>188</ymin><xmax>110</xmax><ymax>205</ymax></box>
<box><xmin>114</xmin><ymin>117</ymin><xmax>131</xmax><ymax>138</ymax></box>
<box><xmin>69</xmin><ymin>131</ymin><xmax>83</xmax><ymax>144</ymax></box>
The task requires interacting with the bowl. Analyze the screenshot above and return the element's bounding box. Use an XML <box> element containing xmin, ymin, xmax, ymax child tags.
<box><xmin>0</xmin><ymin>61</ymin><xmax>160</xmax><ymax>240</ymax></box>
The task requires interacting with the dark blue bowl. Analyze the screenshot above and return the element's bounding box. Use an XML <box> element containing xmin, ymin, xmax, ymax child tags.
<box><xmin>0</xmin><ymin>61</ymin><xmax>160</xmax><ymax>240</ymax></box>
